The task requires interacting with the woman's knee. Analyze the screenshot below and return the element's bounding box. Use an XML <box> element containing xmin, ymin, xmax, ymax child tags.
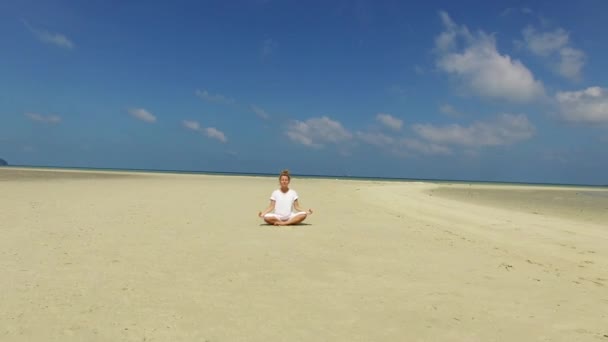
<box><xmin>264</xmin><ymin>217</ymin><xmax>277</xmax><ymax>224</ymax></box>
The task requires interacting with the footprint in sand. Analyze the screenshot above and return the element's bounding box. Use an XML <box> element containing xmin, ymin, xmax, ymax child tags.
<box><xmin>526</xmin><ymin>259</ymin><xmax>544</xmax><ymax>266</ymax></box>
<box><xmin>580</xmin><ymin>250</ymin><xmax>597</xmax><ymax>255</ymax></box>
<box><xmin>578</xmin><ymin>277</ymin><xmax>605</xmax><ymax>287</ymax></box>
<box><xmin>578</xmin><ymin>260</ymin><xmax>596</xmax><ymax>268</ymax></box>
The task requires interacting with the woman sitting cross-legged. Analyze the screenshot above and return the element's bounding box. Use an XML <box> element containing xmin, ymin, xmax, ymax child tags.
<box><xmin>258</xmin><ymin>169</ymin><xmax>313</xmax><ymax>226</ymax></box>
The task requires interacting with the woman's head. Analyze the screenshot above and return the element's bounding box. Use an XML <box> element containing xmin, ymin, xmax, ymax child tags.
<box><xmin>279</xmin><ymin>169</ymin><xmax>291</xmax><ymax>189</ymax></box>
<box><xmin>279</xmin><ymin>169</ymin><xmax>291</xmax><ymax>181</ymax></box>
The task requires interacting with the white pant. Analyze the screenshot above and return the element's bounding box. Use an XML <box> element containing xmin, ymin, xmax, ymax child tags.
<box><xmin>264</xmin><ymin>212</ymin><xmax>307</xmax><ymax>221</ymax></box>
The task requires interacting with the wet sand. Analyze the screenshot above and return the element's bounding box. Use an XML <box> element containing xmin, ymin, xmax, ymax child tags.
<box><xmin>428</xmin><ymin>184</ymin><xmax>608</xmax><ymax>225</ymax></box>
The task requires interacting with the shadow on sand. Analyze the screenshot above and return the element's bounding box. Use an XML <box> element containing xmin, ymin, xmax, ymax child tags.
<box><xmin>258</xmin><ymin>223</ymin><xmax>313</xmax><ymax>227</ymax></box>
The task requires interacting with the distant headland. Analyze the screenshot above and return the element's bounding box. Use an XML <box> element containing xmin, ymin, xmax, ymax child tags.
<box><xmin>0</xmin><ymin>158</ymin><xmax>8</xmax><ymax>166</ymax></box>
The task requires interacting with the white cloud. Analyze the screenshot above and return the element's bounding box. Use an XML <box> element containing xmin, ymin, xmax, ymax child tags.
<box><xmin>24</xmin><ymin>112</ymin><xmax>61</xmax><ymax>124</ymax></box>
<box><xmin>195</xmin><ymin>89</ymin><xmax>235</xmax><ymax>105</ymax></box>
<box><xmin>25</xmin><ymin>112</ymin><xmax>61</xmax><ymax>124</ymax></box>
<box><xmin>522</xmin><ymin>26</ymin><xmax>568</xmax><ymax>56</ymax></box>
<box><xmin>542</xmin><ymin>150</ymin><xmax>569</xmax><ymax>163</ymax></box>
<box><xmin>400</xmin><ymin>138</ymin><xmax>452</xmax><ymax>155</ymax></box>
<box><xmin>355</xmin><ymin>131</ymin><xmax>451</xmax><ymax>156</ymax></box>
<box><xmin>357</xmin><ymin>113</ymin><xmax>534</xmax><ymax>156</ymax></box>
<box><xmin>500</xmin><ymin>8</ymin><xmax>515</xmax><ymax>17</ymax></box>
<box><xmin>355</xmin><ymin>114</ymin><xmax>534</xmax><ymax>157</ymax></box>
<box><xmin>250</xmin><ymin>105</ymin><xmax>270</xmax><ymax>119</ymax></box>
<box><xmin>500</xmin><ymin>7</ymin><xmax>533</xmax><ymax>17</ymax></box>
<box><xmin>558</xmin><ymin>47</ymin><xmax>585</xmax><ymax>81</ymax></box>
<box><xmin>435</xmin><ymin>11</ymin><xmax>545</xmax><ymax>102</ymax></box>
<box><xmin>376</xmin><ymin>113</ymin><xmax>403</xmax><ymax>130</ymax></box>
<box><xmin>521</xmin><ymin>26</ymin><xmax>585</xmax><ymax>81</ymax></box>
<box><xmin>261</xmin><ymin>38</ymin><xmax>278</xmax><ymax>58</ymax></box>
<box><xmin>388</xmin><ymin>84</ymin><xmax>408</xmax><ymax>96</ymax></box>
<box><xmin>182</xmin><ymin>120</ymin><xmax>228</xmax><ymax>143</ymax></box>
<box><xmin>356</xmin><ymin>132</ymin><xmax>395</xmax><ymax>146</ymax></box>
<box><xmin>23</xmin><ymin>20</ymin><xmax>74</xmax><ymax>49</ymax></box>
<box><xmin>182</xmin><ymin>120</ymin><xmax>201</xmax><ymax>131</ymax></box>
<box><xmin>439</xmin><ymin>104</ymin><xmax>464</xmax><ymax>118</ymax></box>
<box><xmin>434</xmin><ymin>11</ymin><xmax>472</xmax><ymax>52</ymax></box>
<box><xmin>205</xmin><ymin>127</ymin><xmax>227</xmax><ymax>143</ymax></box>
<box><xmin>286</xmin><ymin>116</ymin><xmax>352</xmax><ymax>148</ymax></box>
<box><xmin>413</xmin><ymin>113</ymin><xmax>535</xmax><ymax>147</ymax></box>
<box><xmin>522</xmin><ymin>8</ymin><xmax>533</xmax><ymax>14</ymax></box>
<box><xmin>128</xmin><ymin>108</ymin><xmax>156</xmax><ymax>123</ymax></box>
<box><xmin>555</xmin><ymin>87</ymin><xmax>608</xmax><ymax>124</ymax></box>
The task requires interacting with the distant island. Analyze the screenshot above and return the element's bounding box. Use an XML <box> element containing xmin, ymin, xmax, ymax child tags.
<box><xmin>0</xmin><ymin>158</ymin><xmax>8</xmax><ymax>166</ymax></box>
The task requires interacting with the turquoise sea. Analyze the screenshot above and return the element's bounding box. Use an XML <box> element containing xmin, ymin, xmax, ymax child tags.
<box><xmin>4</xmin><ymin>164</ymin><xmax>607</xmax><ymax>189</ymax></box>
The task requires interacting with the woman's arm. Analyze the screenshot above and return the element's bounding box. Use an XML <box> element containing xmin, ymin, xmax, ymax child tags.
<box><xmin>258</xmin><ymin>200</ymin><xmax>276</xmax><ymax>217</ymax></box>
<box><xmin>293</xmin><ymin>199</ymin><xmax>313</xmax><ymax>214</ymax></box>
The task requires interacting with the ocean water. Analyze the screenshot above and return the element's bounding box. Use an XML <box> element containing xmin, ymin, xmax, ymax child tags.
<box><xmin>3</xmin><ymin>164</ymin><xmax>607</xmax><ymax>189</ymax></box>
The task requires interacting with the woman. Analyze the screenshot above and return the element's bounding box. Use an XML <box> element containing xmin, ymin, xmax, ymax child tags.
<box><xmin>258</xmin><ymin>169</ymin><xmax>313</xmax><ymax>226</ymax></box>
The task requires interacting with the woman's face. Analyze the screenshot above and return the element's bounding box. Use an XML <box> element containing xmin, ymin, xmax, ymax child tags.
<box><xmin>279</xmin><ymin>175</ymin><xmax>290</xmax><ymax>188</ymax></box>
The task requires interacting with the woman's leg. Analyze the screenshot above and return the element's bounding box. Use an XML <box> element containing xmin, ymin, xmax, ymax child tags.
<box><xmin>274</xmin><ymin>212</ymin><xmax>307</xmax><ymax>226</ymax></box>
<box><xmin>263</xmin><ymin>216</ymin><xmax>280</xmax><ymax>225</ymax></box>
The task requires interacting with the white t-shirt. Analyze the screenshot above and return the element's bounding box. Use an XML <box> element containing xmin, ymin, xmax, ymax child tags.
<box><xmin>271</xmin><ymin>189</ymin><xmax>298</xmax><ymax>217</ymax></box>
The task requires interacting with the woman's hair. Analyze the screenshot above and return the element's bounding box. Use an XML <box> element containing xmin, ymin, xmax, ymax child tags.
<box><xmin>279</xmin><ymin>169</ymin><xmax>291</xmax><ymax>180</ymax></box>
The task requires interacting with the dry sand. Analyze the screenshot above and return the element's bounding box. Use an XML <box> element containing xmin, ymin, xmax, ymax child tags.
<box><xmin>1</xmin><ymin>167</ymin><xmax>607</xmax><ymax>341</ymax></box>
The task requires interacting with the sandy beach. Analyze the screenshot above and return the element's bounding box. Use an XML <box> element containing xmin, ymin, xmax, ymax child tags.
<box><xmin>1</xmin><ymin>167</ymin><xmax>607</xmax><ymax>342</ymax></box>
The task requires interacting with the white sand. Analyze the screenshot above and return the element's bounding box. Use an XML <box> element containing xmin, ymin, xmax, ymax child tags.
<box><xmin>1</xmin><ymin>168</ymin><xmax>607</xmax><ymax>341</ymax></box>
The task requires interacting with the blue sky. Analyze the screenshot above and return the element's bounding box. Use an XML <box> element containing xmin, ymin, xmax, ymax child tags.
<box><xmin>1</xmin><ymin>1</ymin><xmax>607</xmax><ymax>185</ymax></box>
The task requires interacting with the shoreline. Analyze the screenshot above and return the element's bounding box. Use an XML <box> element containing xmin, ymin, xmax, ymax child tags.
<box><xmin>2</xmin><ymin>165</ymin><xmax>606</xmax><ymax>189</ymax></box>
<box><xmin>2</xmin><ymin>167</ymin><xmax>606</xmax><ymax>225</ymax></box>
